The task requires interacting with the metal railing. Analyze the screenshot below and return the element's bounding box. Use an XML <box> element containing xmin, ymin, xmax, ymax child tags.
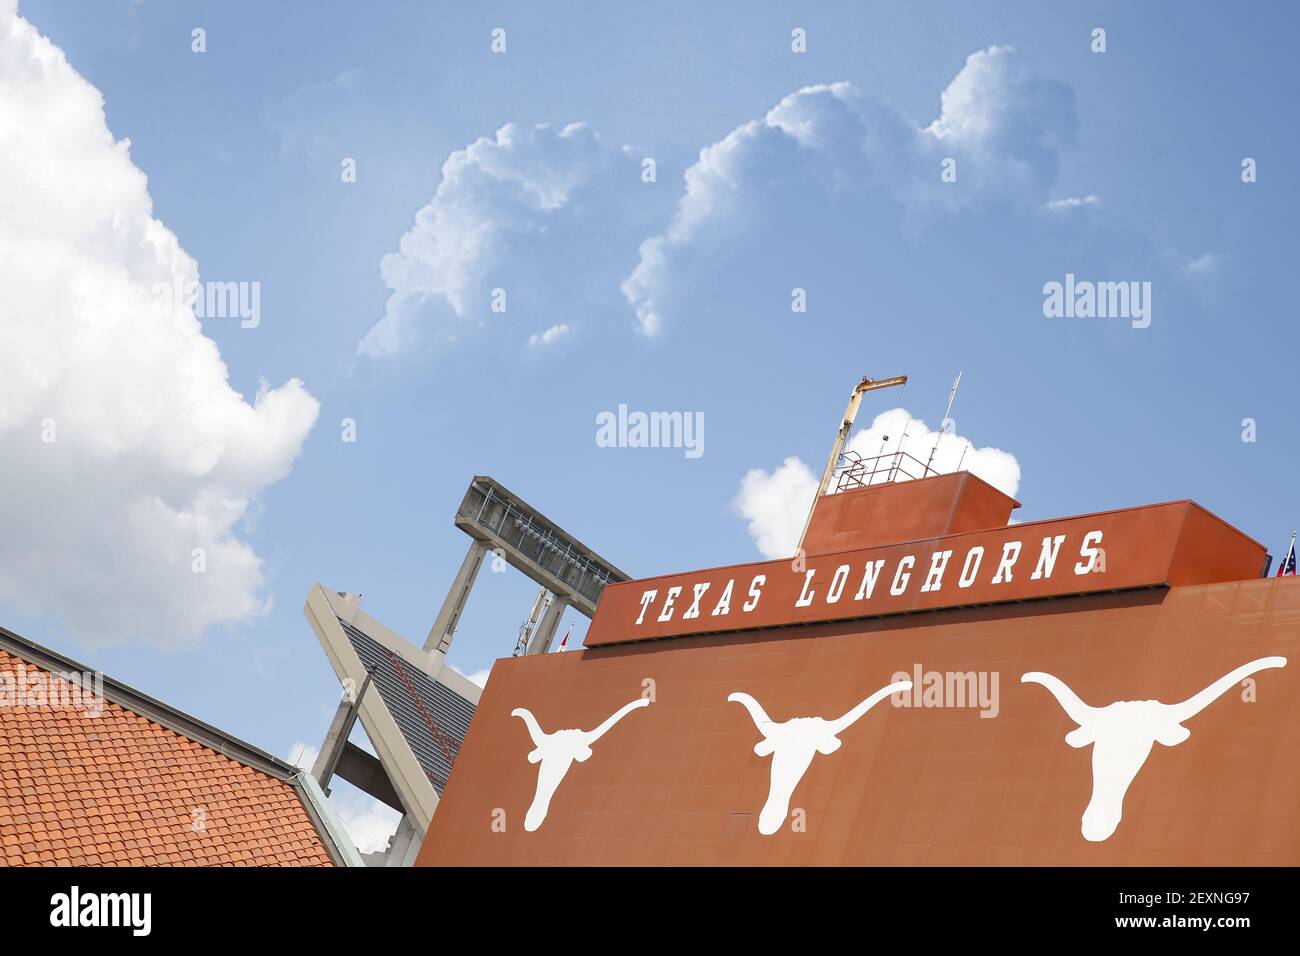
<box><xmin>832</xmin><ymin>449</ymin><xmax>940</xmax><ymax>493</ymax></box>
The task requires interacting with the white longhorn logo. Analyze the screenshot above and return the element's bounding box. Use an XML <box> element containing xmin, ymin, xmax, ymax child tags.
<box><xmin>1022</xmin><ymin>656</ymin><xmax>1287</xmax><ymax>842</ymax></box>
<box><xmin>728</xmin><ymin>680</ymin><xmax>912</xmax><ymax>835</ymax></box>
<box><xmin>512</xmin><ymin>698</ymin><xmax>650</xmax><ymax>831</ymax></box>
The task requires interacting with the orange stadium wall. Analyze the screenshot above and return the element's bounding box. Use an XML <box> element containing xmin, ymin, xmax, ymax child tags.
<box><xmin>416</xmin><ymin>476</ymin><xmax>1298</xmax><ymax>866</ymax></box>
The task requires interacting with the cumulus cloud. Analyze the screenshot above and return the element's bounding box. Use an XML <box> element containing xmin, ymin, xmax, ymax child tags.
<box><xmin>359</xmin><ymin>46</ymin><xmax>1076</xmax><ymax>350</ymax></box>
<box><xmin>622</xmin><ymin>83</ymin><xmax>881</xmax><ymax>337</ymax></box>
<box><xmin>734</xmin><ymin>457</ymin><xmax>819</xmax><ymax>561</ymax></box>
<box><xmin>920</xmin><ymin>46</ymin><xmax>1076</xmax><ymax>199</ymax></box>
<box><xmin>286</xmin><ymin>742</ymin><xmax>402</xmax><ymax>856</ymax></box>
<box><xmin>624</xmin><ymin>47</ymin><xmax>1076</xmax><ymax>335</ymax></box>
<box><xmin>0</xmin><ymin>6</ymin><xmax>318</xmax><ymax>647</ymax></box>
<box><xmin>526</xmin><ymin>323</ymin><xmax>570</xmax><ymax>348</ymax></box>
<box><xmin>733</xmin><ymin>408</ymin><xmax>1021</xmax><ymax>559</ymax></box>
<box><xmin>358</xmin><ymin>122</ymin><xmax>631</xmax><ymax>358</ymax></box>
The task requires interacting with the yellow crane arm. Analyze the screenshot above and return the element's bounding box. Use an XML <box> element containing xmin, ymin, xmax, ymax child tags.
<box><xmin>794</xmin><ymin>374</ymin><xmax>907</xmax><ymax>554</ymax></box>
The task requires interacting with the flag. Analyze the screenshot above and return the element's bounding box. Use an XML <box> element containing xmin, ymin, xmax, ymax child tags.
<box><xmin>556</xmin><ymin>623</ymin><xmax>573</xmax><ymax>652</ymax></box>
<box><xmin>1278</xmin><ymin>535</ymin><xmax>1296</xmax><ymax>577</ymax></box>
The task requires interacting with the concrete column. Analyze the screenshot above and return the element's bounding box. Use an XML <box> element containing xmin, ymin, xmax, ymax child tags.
<box><xmin>384</xmin><ymin>816</ymin><xmax>423</xmax><ymax>867</ymax></box>
<box><xmin>313</xmin><ymin>696</ymin><xmax>360</xmax><ymax>794</ymax></box>
<box><xmin>425</xmin><ymin>539</ymin><xmax>489</xmax><ymax>655</ymax></box>
<box><xmin>527</xmin><ymin>595</ymin><xmax>570</xmax><ymax>655</ymax></box>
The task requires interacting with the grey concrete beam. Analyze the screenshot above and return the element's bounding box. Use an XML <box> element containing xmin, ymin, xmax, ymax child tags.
<box><xmin>334</xmin><ymin>741</ymin><xmax>405</xmax><ymax>814</ymax></box>
<box><xmin>527</xmin><ymin>595</ymin><xmax>570</xmax><ymax>655</ymax></box>
<box><xmin>425</xmin><ymin>539</ymin><xmax>489</xmax><ymax>654</ymax></box>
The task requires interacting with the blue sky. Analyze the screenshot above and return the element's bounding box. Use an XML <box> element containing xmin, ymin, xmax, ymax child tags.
<box><xmin>3</xmin><ymin>0</ymin><xmax>1297</xmax><ymax>849</ymax></box>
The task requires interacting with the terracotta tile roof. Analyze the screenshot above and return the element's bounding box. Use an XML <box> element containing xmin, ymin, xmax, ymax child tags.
<box><xmin>0</xmin><ymin>647</ymin><xmax>334</xmax><ymax>867</ymax></box>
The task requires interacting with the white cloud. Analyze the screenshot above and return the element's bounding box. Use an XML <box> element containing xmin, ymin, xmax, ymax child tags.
<box><xmin>622</xmin><ymin>83</ymin><xmax>878</xmax><ymax>338</ymax></box>
<box><xmin>921</xmin><ymin>46</ymin><xmax>1075</xmax><ymax>198</ymax></box>
<box><xmin>329</xmin><ymin>788</ymin><xmax>403</xmax><ymax>856</ymax></box>
<box><xmin>358</xmin><ymin>122</ymin><xmax>617</xmax><ymax>358</ymax></box>
<box><xmin>450</xmin><ymin>664</ymin><xmax>491</xmax><ymax>688</ymax></box>
<box><xmin>841</xmin><ymin>408</ymin><xmax>1021</xmax><ymax>498</ymax></box>
<box><xmin>526</xmin><ymin>323</ymin><xmax>571</xmax><ymax>348</ymax></box>
<box><xmin>624</xmin><ymin>47</ymin><xmax>1075</xmax><ymax>335</ymax></box>
<box><xmin>1045</xmin><ymin>195</ymin><xmax>1098</xmax><ymax>211</ymax></box>
<box><xmin>358</xmin><ymin>47</ymin><xmax>1076</xmax><ymax>351</ymax></box>
<box><xmin>287</xmin><ymin>742</ymin><xmax>320</xmax><ymax>772</ymax></box>
<box><xmin>733</xmin><ymin>408</ymin><xmax>1021</xmax><ymax>559</ymax></box>
<box><xmin>0</xmin><ymin>7</ymin><xmax>319</xmax><ymax>647</ymax></box>
<box><xmin>734</xmin><ymin>456</ymin><xmax>819</xmax><ymax>560</ymax></box>
<box><xmin>1183</xmin><ymin>252</ymin><xmax>1223</xmax><ymax>277</ymax></box>
<box><xmin>1178</xmin><ymin>251</ymin><xmax>1227</xmax><ymax>306</ymax></box>
<box><xmin>286</xmin><ymin>742</ymin><xmax>402</xmax><ymax>857</ymax></box>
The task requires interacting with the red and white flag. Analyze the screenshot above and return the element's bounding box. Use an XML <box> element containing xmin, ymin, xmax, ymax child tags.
<box><xmin>555</xmin><ymin>623</ymin><xmax>573</xmax><ymax>652</ymax></box>
<box><xmin>1278</xmin><ymin>533</ymin><xmax>1297</xmax><ymax>577</ymax></box>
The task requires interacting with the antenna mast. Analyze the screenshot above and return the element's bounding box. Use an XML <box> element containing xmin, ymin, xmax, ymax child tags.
<box><xmin>925</xmin><ymin>371</ymin><xmax>962</xmax><ymax>475</ymax></box>
<box><xmin>795</xmin><ymin>373</ymin><xmax>907</xmax><ymax>554</ymax></box>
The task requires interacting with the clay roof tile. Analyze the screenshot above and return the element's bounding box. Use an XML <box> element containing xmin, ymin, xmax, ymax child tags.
<box><xmin>0</xmin><ymin>647</ymin><xmax>336</xmax><ymax>867</ymax></box>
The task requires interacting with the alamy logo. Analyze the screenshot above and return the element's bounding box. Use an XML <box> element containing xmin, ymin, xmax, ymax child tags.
<box><xmin>0</xmin><ymin>663</ymin><xmax>104</xmax><ymax>717</ymax></box>
<box><xmin>50</xmin><ymin>886</ymin><xmax>151</xmax><ymax>936</ymax></box>
<box><xmin>1042</xmin><ymin>273</ymin><xmax>1151</xmax><ymax>328</ymax></box>
<box><xmin>1022</xmin><ymin>656</ymin><xmax>1286</xmax><ymax>841</ymax></box>
<box><xmin>728</xmin><ymin>680</ymin><xmax>911</xmax><ymax>835</ymax></box>
<box><xmin>151</xmin><ymin>277</ymin><xmax>261</xmax><ymax>328</ymax></box>
<box><xmin>595</xmin><ymin>404</ymin><xmax>704</xmax><ymax>459</ymax></box>
<box><xmin>890</xmin><ymin>663</ymin><xmax>999</xmax><ymax>718</ymax></box>
<box><xmin>512</xmin><ymin>697</ymin><xmax>650</xmax><ymax>831</ymax></box>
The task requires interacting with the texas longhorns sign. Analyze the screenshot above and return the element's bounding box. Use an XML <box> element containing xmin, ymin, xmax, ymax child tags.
<box><xmin>585</xmin><ymin>501</ymin><xmax>1263</xmax><ymax>647</ymax></box>
<box><xmin>1022</xmin><ymin>657</ymin><xmax>1287</xmax><ymax>841</ymax></box>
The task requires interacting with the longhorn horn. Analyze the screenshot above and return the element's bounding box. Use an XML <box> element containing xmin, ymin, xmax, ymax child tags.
<box><xmin>582</xmin><ymin>698</ymin><xmax>650</xmax><ymax>745</ymax></box>
<box><xmin>1166</xmin><ymin>656</ymin><xmax>1286</xmax><ymax>724</ymax></box>
<box><xmin>511</xmin><ymin>707</ymin><xmax>548</xmax><ymax>747</ymax></box>
<box><xmin>1021</xmin><ymin>672</ymin><xmax>1098</xmax><ymax>726</ymax></box>
<box><xmin>727</xmin><ymin>692</ymin><xmax>774</xmax><ymax>731</ymax></box>
<box><xmin>826</xmin><ymin>680</ymin><xmax>913</xmax><ymax>736</ymax></box>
